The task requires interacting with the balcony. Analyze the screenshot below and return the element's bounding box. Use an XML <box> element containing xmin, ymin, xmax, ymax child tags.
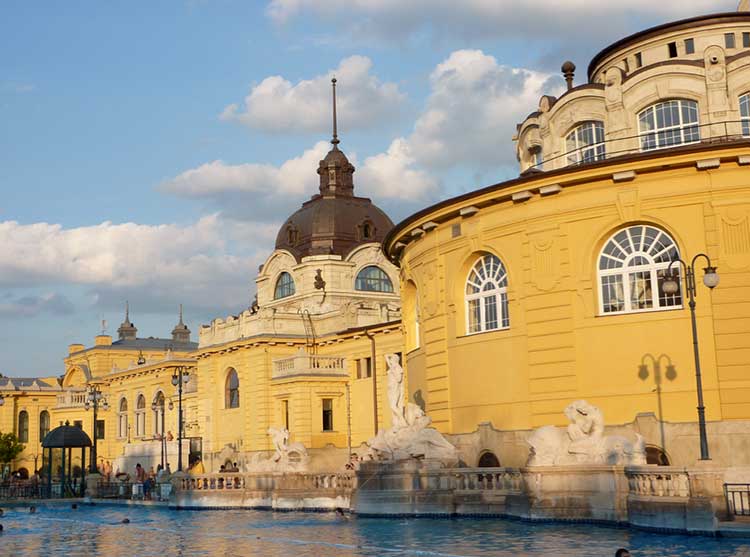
<box><xmin>55</xmin><ymin>389</ymin><xmax>96</xmax><ymax>409</ymax></box>
<box><xmin>272</xmin><ymin>350</ymin><xmax>347</xmax><ymax>380</ymax></box>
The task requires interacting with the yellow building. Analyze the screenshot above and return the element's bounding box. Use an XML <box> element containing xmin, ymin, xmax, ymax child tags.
<box><xmin>384</xmin><ymin>10</ymin><xmax>750</xmax><ymax>469</ymax></box>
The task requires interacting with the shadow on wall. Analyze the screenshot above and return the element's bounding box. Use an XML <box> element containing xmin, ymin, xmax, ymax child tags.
<box><xmin>638</xmin><ymin>353</ymin><xmax>677</xmax><ymax>465</ymax></box>
<box><xmin>413</xmin><ymin>390</ymin><xmax>426</xmax><ymax>412</ymax></box>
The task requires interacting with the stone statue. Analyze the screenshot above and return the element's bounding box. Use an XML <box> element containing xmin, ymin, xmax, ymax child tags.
<box><xmin>246</xmin><ymin>427</ymin><xmax>309</xmax><ymax>472</ymax></box>
<box><xmin>366</xmin><ymin>354</ymin><xmax>458</xmax><ymax>463</ymax></box>
<box><xmin>527</xmin><ymin>400</ymin><xmax>646</xmax><ymax>466</ymax></box>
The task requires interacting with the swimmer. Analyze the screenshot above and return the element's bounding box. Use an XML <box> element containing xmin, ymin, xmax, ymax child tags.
<box><xmin>335</xmin><ymin>507</ymin><xmax>349</xmax><ymax>520</ymax></box>
<box><xmin>29</xmin><ymin>506</ymin><xmax>36</xmax><ymax>514</ymax></box>
<box><xmin>0</xmin><ymin>509</ymin><xmax>3</xmax><ymax>517</ymax></box>
<box><xmin>121</xmin><ymin>518</ymin><xmax>130</xmax><ymax>524</ymax></box>
<box><xmin>71</xmin><ymin>503</ymin><xmax>78</xmax><ymax>510</ymax></box>
<box><xmin>0</xmin><ymin>524</ymin><xmax>4</xmax><ymax>532</ymax></box>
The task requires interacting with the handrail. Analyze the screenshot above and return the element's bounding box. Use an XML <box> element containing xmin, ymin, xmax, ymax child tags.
<box><xmin>725</xmin><ymin>483</ymin><xmax>750</xmax><ymax>518</ymax></box>
<box><xmin>534</xmin><ymin>119</ymin><xmax>750</xmax><ymax>172</ymax></box>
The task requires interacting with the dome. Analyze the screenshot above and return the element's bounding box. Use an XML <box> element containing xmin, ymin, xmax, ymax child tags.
<box><xmin>42</xmin><ymin>422</ymin><xmax>92</xmax><ymax>448</ymax></box>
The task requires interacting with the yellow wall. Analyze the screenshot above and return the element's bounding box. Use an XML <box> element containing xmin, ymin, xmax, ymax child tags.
<box><xmin>390</xmin><ymin>146</ymin><xmax>750</xmax><ymax>435</ymax></box>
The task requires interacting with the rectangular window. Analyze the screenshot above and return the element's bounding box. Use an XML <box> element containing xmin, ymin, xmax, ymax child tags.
<box><xmin>629</xmin><ymin>271</ymin><xmax>654</xmax><ymax>310</ymax></box>
<box><xmin>684</xmin><ymin>38</ymin><xmax>694</xmax><ymax>54</ymax></box>
<box><xmin>74</xmin><ymin>420</ymin><xmax>83</xmax><ymax>429</ymax></box>
<box><xmin>95</xmin><ymin>419</ymin><xmax>105</xmax><ymax>440</ymax></box>
<box><xmin>467</xmin><ymin>298</ymin><xmax>481</xmax><ymax>333</ymax></box>
<box><xmin>744</xmin><ymin>32</ymin><xmax>750</xmax><ymax>48</ymax></box>
<box><xmin>725</xmin><ymin>33</ymin><xmax>736</xmax><ymax>49</ymax></box>
<box><xmin>356</xmin><ymin>357</ymin><xmax>372</xmax><ymax>379</ymax></box>
<box><xmin>667</xmin><ymin>42</ymin><xmax>677</xmax><ymax>58</ymax></box>
<box><xmin>601</xmin><ymin>275</ymin><xmax>625</xmax><ymax>313</ymax></box>
<box><xmin>483</xmin><ymin>295</ymin><xmax>498</xmax><ymax>330</ymax></box>
<box><xmin>322</xmin><ymin>399</ymin><xmax>333</xmax><ymax>431</ymax></box>
<box><xmin>451</xmin><ymin>223</ymin><xmax>461</xmax><ymax>238</ymax></box>
<box><xmin>282</xmin><ymin>400</ymin><xmax>289</xmax><ymax>430</ymax></box>
<box><xmin>634</xmin><ymin>52</ymin><xmax>642</xmax><ymax>68</ymax></box>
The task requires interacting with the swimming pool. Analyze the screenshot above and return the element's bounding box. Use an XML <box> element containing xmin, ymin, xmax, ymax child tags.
<box><xmin>0</xmin><ymin>504</ymin><xmax>748</xmax><ymax>556</ymax></box>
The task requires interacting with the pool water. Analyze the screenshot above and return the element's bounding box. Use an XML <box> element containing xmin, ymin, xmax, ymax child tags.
<box><xmin>0</xmin><ymin>504</ymin><xmax>749</xmax><ymax>556</ymax></box>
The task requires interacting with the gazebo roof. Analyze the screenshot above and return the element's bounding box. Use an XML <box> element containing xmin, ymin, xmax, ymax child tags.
<box><xmin>42</xmin><ymin>422</ymin><xmax>92</xmax><ymax>448</ymax></box>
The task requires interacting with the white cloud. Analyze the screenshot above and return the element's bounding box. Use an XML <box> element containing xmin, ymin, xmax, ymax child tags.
<box><xmin>0</xmin><ymin>215</ymin><xmax>276</xmax><ymax>312</ymax></box>
<box><xmin>160</xmin><ymin>141</ymin><xmax>330</xmax><ymax>198</ymax></box>
<box><xmin>358</xmin><ymin>138</ymin><xmax>437</xmax><ymax>201</ymax></box>
<box><xmin>221</xmin><ymin>55</ymin><xmax>405</xmax><ymax>134</ymax></box>
<box><xmin>266</xmin><ymin>0</ymin><xmax>732</xmax><ymax>42</ymax></box>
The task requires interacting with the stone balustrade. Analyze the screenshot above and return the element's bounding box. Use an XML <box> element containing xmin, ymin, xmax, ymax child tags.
<box><xmin>55</xmin><ymin>390</ymin><xmax>91</xmax><ymax>409</ymax></box>
<box><xmin>178</xmin><ymin>471</ymin><xmax>356</xmax><ymax>493</ymax></box>
<box><xmin>272</xmin><ymin>353</ymin><xmax>347</xmax><ymax>379</ymax></box>
<box><xmin>626</xmin><ymin>467</ymin><xmax>691</xmax><ymax>498</ymax></box>
<box><xmin>453</xmin><ymin>468</ymin><xmax>523</xmax><ymax>493</ymax></box>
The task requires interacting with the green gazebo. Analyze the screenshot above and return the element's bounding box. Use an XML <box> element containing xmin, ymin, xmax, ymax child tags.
<box><xmin>41</xmin><ymin>421</ymin><xmax>92</xmax><ymax>498</ymax></box>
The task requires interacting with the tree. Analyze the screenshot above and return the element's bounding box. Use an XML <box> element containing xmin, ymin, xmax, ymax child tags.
<box><xmin>0</xmin><ymin>432</ymin><xmax>24</xmax><ymax>465</ymax></box>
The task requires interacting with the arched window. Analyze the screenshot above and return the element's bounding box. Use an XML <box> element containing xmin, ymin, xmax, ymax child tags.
<box><xmin>465</xmin><ymin>254</ymin><xmax>510</xmax><ymax>334</ymax></box>
<box><xmin>645</xmin><ymin>446</ymin><xmax>670</xmax><ymax>466</ymax></box>
<box><xmin>225</xmin><ymin>369</ymin><xmax>240</xmax><ymax>409</ymax></box>
<box><xmin>135</xmin><ymin>394</ymin><xmax>146</xmax><ymax>437</ymax></box>
<box><xmin>566</xmin><ymin>121</ymin><xmax>606</xmax><ymax>165</ymax></box>
<box><xmin>274</xmin><ymin>272</ymin><xmax>295</xmax><ymax>299</ymax></box>
<box><xmin>118</xmin><ymin>398</ymin><xmax>129</xmax><ymax>439</ymax></box>
<box><xmin>598</xmin><ymin>225</ymin><xmax>682</xmax><ymax>314</ymax></box>
<box><xmin>638</xmin><ymin>99</ymin><xmax>700</xmax><ymax>151</ymax></box>
<box><xmin>152</xmin><ymin>391</ymin><xmax>165</xmax><ymax>436</ymax></box>
<box><xmin>39</xmin><ymin>410</ymin><xmax>50</xmax><ymax>442</ymax></box>
<box><xmin>355</xmin><ymin>266</ymin><xmax>394</xmax><ymax>293</ymax></box>
<box><xmin>18</xmin><ymin>410</ymin><xmax>29</xmax><ymax>443</ymax></box>
<box><xmin>741</xmin><ymin>93</ymin><xmax>750</xmax><ymax>137</ymax></box>
<box><xmin>477</xmin><ymin>451</ymin><xmax>501</xmax><ymax>467</ymax></box>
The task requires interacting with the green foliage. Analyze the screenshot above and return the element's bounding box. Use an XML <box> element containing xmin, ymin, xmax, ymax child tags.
<box><xmin>0</xmin><ymin>432</ymin><xmax>25</xmax><ymax>464</ymax></box>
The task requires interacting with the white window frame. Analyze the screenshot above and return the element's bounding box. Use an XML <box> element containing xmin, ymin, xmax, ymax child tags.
<box><xmin>118</xmin><ymin>397</ymin><xmax>128</xmax><ymax>439</ymax></box>
<box><xmin>566</xmin><ymin>121</ymin><xmax>606</xmax><ymax>165</ymax></box>
<box><xmin>274</xmin><ymin>272</ymin><xmax>296</xmax><ymax>299</ymax></box>
<box><xmin>465</xmin><ymin>254</ymin><xmax>510</xmax><ymax>335</ymax></box>
<box><xmin>597</xmin><ymin>225</ymin><xmax>683</xmax><ymax>316</ymax></box>
<box><xmin>135</xmin><ymin>394</ymin><xmax>146</xmax><ymax>438</ymax></box>
<box><xmin>638</xmin><ymin>99</ymin><xmax>700</xmax><ymax>151</ymax></box>
<box><xmin>152</xmin><ymin>391</ymin><xmax>165</xmax><ymax>436</ymax></box>
<box><xmin>740</xmin><ymin>93</ymin><xmax>750</xmax><ymax>138</ymax></box>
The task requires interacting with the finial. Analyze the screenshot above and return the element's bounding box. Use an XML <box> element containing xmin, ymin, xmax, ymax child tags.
<box><xmin>125</xmin><ymin>300</ymin><xmax>130</xmax><ymax>322</ymax></box>
<box><xmin>178</xmin><ymin>304</ymin><xmax>184</xmax><ymax>325</ymax></box>
<box><xmin>561</xmin><ymin>61</ymin><xmax>576</xmax><ymax>91</ymax></box>
<box><xmin>331</xmin><ymin>77</ymin><xmax>339</xmax><ymax>147</ymax></box>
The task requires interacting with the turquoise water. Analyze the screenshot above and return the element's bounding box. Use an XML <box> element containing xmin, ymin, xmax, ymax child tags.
<box><xmin>0</xmin><ymin>504</ymin><xmax>749</xmax><ymax>556</ymax></box>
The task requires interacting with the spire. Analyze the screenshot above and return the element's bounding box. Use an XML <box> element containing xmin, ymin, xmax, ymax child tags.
<box><xmin>172</xmin><ymin>304</ymin><xmax>191</xmax><ymax>343</ymax></box>
<box><xmin>117</xmin><ymin>300</ymin><xmax>137</xmax><ymax>341</ymax></box>
<box><xmin>331</xmin><ymin>77</ymin><xmax>340</xmax><ymax>147</ymax></box>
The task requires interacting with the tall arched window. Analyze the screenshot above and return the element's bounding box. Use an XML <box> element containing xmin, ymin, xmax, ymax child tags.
<box><xmin>465</xmin><ymin>254</ymin><xmax>510</xmax><ymax>334</ymax></box>
<box><xmin>135</xmin><ymin>394</ymin><xmax>146</xmax><ymax>437</ymax></box>
<box><xmin>598</xmin><ymin>225</ymin><xmax>682</xmax><ymax>314</ymax></box>
<box><xmin>274</xmin><ymin>272</ymin><xmax>295</xmax><ymax>299</ymax></box>
<box><xmin>39</xmin><ymin>410</ymin><xmax>50</xmax><ymax>442</ymax></box>
<box><xmin>18</xmin><ymin>410</ymin><xmax>29</xmax><ymax>443</ymax></box>
<box><xmin>741</xmin><ymin>93</ymin><xmax>750</xmax><ymax>137</ymax></box>
<box><xmin>566</xmin><ymin>121</ymin><xmax>606</xmax><ymax>165</ymax></box>
<box><xmin>638</xmin><ymin>99</ymin><xmax>700</xmax><ymax>151</ymax></box>
<box><xmin>118</xmin><ymin>398</ymin><xmax>129</xmax><ymax>439</ymax></box>
<box><xmin>152</xmin><ymin>391</ymin><xmax>165</xmax><ymax>436</ymax></box>
<box><xmin>355</xmin><ymin>266</ymin><xmax>394</xmax><ymax>292</ymax></box>
<box><xmin>225</xmin><ymin>369</ymin><xmax>240</xmax><ymax>409</ymax></box>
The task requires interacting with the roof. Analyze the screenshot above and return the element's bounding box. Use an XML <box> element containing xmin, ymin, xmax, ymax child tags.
<box><xmin>42</xmin><ymin>423</ymin><xmax>92</xmax><ymax>448</ymax></box>
<box><xmin>588</xmin><ymin>12</ymin><xmax>750</xmax><ymax>80</ymax></box>
<box><xmin>0</xmin><ymin>377</ymin><xmax>58</xmax><ymax>391</ymax></box>
<box><xmin>111</xmin><ymin>337</ymin><xmax>198</xmax><ymax>350</ymax></box>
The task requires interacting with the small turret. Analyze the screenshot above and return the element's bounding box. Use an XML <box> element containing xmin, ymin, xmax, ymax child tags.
<box><xmin>171</xmin><ymin>304</ymin><xmax>191</xmax><ymax>343</ymax></box>
<box><xmin>117</xmin><ymin>301</ymin><xmax>137</xmax><ymax>341</ymax></box>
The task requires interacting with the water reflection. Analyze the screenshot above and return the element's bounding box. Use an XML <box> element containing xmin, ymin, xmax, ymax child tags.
<box><xmin>0</xmin><ymin>505</ymin><xmax>747</xmax><ymax>556</ymax></box>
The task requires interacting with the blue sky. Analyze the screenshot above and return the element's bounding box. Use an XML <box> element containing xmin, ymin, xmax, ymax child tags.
<box><xmin>0</xmin><ymin>0</ymin><xmax>737</xmax><ymax>376</ymax></box>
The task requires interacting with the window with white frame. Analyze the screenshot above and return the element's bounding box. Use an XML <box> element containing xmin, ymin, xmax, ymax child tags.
<box><xmin>135</xmin><ymin>394</ymin><xmax>146</xmax><ymax>437</ymax></box>
<box><xmin>118</xmin><ymin>398</ymin><xmax>128</xmax><ymax>439</ymax></box>
<box><xmin>566</xmin><ymin>121</ymin><xmax>606</xmax><ymax>165</ymax></box>
<box><xmin>274</xmin><ymin>272</ymin><xmax>295</xmax><ymax>299</ymax></box>
<box><xmin>638</xmin><ymin>100</ymin><xmax>700</xmax><ymax>151</ymax></box>
<box><xmin>465</xmin><ymin>254</ymin><xmax>509</xmax><ymax>334</ymax></box>
<box><xmin>741</xmin><ymin>93</ymin><xmax>750</xmax><ymax>137</ymax></box>
<box><xmin>152</xmin><ymin>391</ymin><xmax>165</xmax><ymax>436</ymax></box>
<box><xmin>598</xmin><ymin>225</ymin><xmax>682</xmax><ymax>315</ymax></box>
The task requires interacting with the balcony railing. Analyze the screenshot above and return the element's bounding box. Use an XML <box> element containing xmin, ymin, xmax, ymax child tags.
<box><xmin>272</xmin><ymin>351</ymin><xmax>347</xmax><ymax>380</ymax></box>
<box><xmin>55</xmin><ymin>390</ymin><xmax>91</xmax><ymax>409</ymax></box>
<box><xmin>725</xmin><ymin>483</ymin><xmax>750</xmax><ymax>518</ymax></box>
<box><xmin>532</xmin><ymin>119</ymin><xmax>750</xmax><ymax>173</ymax></box>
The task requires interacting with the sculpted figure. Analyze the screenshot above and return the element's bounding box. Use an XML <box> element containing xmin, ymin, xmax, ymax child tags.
<box><xmin>527</xmin><ymin>400</ymin><xmax>645</xmax><ymax>466</ymax></box>
<box><xmin>246</xmin><ymin>427</ymin><xmax>309</xmax><ymax>472</ymax></box>
<box><xmin>385</xmin><ymin>353</ymin><xmax>406</xmax><ymax>427</ymax></box>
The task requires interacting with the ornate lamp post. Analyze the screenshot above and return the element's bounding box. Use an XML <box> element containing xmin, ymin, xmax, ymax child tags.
<box><xmin>84</xmin><ymin>384</ymin><xmax>109</xmax><ymax>473</ymax></box>
<box><xmin>151</xmin><ymin>394</ymin><xmax>166</xmax><ymax>469</ymax></box>
<box><xmin>170</xmin><ymin>367</ymin><xmax>191</xmax><ymax>472</ymax></box>
<box><xmin>662</xmin><ymin>254</ymin><xmax>719</xmax><ymax>461</ymax></box>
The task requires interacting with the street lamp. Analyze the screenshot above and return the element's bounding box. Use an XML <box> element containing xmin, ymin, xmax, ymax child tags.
<box><xmin>84</xmin><ymin>384</ymin><xmax>109</xmax><ymax>473</ymax></box>
<box><xmin>171</xmin><ymin>367</ymin><xmax>191</xmax><ymax>472</ymax></box>
<box><xmin>661</xmin><ymin>253</ymin><xmax>719</xmax><ymax>461</ymax></box>
<box><xmin>151</xmin><ymin>394</ymin><xmax>166</xmax><ymax>469</ymax></box>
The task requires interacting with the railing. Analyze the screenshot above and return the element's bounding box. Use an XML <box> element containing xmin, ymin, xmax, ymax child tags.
<box><xmin>626</xmin><ymin>468</ymin><xmax>690</xmax><ymax>498</ymax></box>
<box><xmin>96</xmin><ymin>480</ymin><xmax>134</xmax><ymax>499</ymax></box>
<box><xmin>55</xmin><ymin>390</ymin><xmax>89</xmax><ymax>409</ymax></box>
<box><xmin>453</xmin><ymin>468</ymin><xmax>523</xmax><ymax>493</ymax></box>
<box><xmin>725</xmin><ymin>483</ymin><xmax>750</xmax><ymax>518</ymax></box>
<box><xmin>0</xmin><ymin>482</ymin><xmax>42</xmax><ymax>499</ymax></box>
<box><xmin>179</xmin><ymin>471</ymin><xmax>356</xmax><ymax>493</ymax></box>
<box><xmin>272</xmin><ymin>353</ymin><xmax>347</xmax><ymax>379</ymax></box>
<box><xmin>533</xmin><ymin>120</ymin><xmax>750</xmax><ymax>173</ymax></box>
